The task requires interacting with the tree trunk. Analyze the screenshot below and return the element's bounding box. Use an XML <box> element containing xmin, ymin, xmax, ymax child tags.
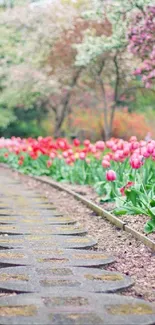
<box><xmin>53</xmin><ymin>113</ymin><xmax>62</xmax><ymax>138</ymax></box>
<box><xmin>52</xmin><ymin>69</ymin><xmax>82</xmax><ymax>138</ymax></box>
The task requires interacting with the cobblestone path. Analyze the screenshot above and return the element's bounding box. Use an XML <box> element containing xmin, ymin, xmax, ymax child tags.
<box><xmin>0</xmin><ymin>169</ymin><xmax>154</xmax><ymax>324</ymax></box>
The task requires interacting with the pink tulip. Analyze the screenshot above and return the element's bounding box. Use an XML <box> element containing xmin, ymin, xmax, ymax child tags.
<box><xmin>113</xmin><ymin>152</ymin><xmax>121</xmax><ymax>162</ymax></box>
<box><xmin>131</xmin><ymin>141</ymin><xmax>139</xmax><ymax>150</ymax></box>
<box><xmin>117</xmin><ymin>140</ymin><xmax>124</xmax><ymax>150</ymax></box>
<box><xmin>102</xmin><ymin>160</ymin><xmax>110</xmax><ymax>168</ymax></box>
<box><xmin>79</xmin><ymin>152</ymin><xmax>86</xmax><ymax>160</ymax></box>
<box><xmin>91</xmin><ymin>146</ymin><xmax>97</xmax><ymax>154</ymax></box>
<box><xmin>68</xmin><ymin>149</ymin><xmax>73</xmax><ymax>156</ymax></box>
<box><xmin>103</xmin><ymin>154</ymin><xmax>111</xmax><ymax>161</ymax></box>
<box><xmin>70</xmin><ymin>155</ymin><xmax>76</xmax><ymax>163</ymax></box>
<box><xmin>49</xmin><ymin>152</ymin><xmax>56</xmax><ymax>159</ymax></box>
<box><xmin>152</xmin><ymin>149</ymin><xmax>155</xmax><ymax>158</ymax></box>
<box><xmin>63</xmin><ymin>151</ymin><xmax>68</xmax><ymax>158</ymax></box>
<box><xmin>95</xmin><ymin>141</ymin><xmax>105</xmax><ymax>151</ymax></box>
<box><xmin>141</xmin><ymin>147</ymin><xmax>150</xmax><ymax>158</ymax></box>
<box><xmin>94</xmin><ymin>152</ymin><xmax>101</xmax><ymax>160</ymax></box>
<box><xmin>147</xmin><ymin>143</ymin><xmax>154</xmax><ymax>154</ymax></box>
<box><xmin>130</xmin><ymin>155</ymin><xmax>143</xmax><ymax>169</ymax></box>
<box><xmin>65</xmin><ymin>157</ymin><xmax>72</xmax><ymax>165</ymax></box>
<box><xmin>123</xmin><ymin>146</ymin><xmax>130</xmax><ymax>156</ymax></box>
<box><xmin>129</xmin><ymin>136</ymin><xmax>137</xmax><ymax>142</ymax></box>
<box><xmin>112</xmin><ymin>145</ymin><xmax>117</xmax><ymax>152</ymax></box>
<box><xmin>106</xmin><ymin>170</ymin><xmax>117</xmax><ymax>181</ymax></box>
<box><xmin>106</xmin><ymin>140</ymin><xmax>114</xmax><ymax>148</ymax></box>
<box><xmin>84</xmin><ymin>139</ymin><xmax>90</xmax><ymax>147</ymax></box>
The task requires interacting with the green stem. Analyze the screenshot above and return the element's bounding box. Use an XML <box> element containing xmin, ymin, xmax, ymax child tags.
<box><xmin>111</xmin><ymin>181</ymin><xmax>118</xmax><ymax>199</ymax></box>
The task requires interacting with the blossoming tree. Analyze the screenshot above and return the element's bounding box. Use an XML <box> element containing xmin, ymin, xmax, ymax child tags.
<box><xmin>74</xmin><ymin>0</ymin><xmax>155</xmax><ymax>140</ymax></box>
<box><xmin>128</xmin><ymin>5</ymin><xmax>155</xmax><ymax>88</ymax></box>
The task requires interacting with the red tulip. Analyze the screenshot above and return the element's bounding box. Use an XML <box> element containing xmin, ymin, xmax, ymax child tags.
<box><xmin>120</xmin><ymin>181</ymin><xmax>134</xmax><ymax>196</ymax></box>
<box><xmin>47</xmin><ymin>160</ymin><xmax>52</xmax><ymax>168</ymax></box>
<box><xmin>73</xmin><ymin>138</ymin><xmax>80</xmax><ymax>147</ymax></box>
<box><xmin>18</xmin><ymin>158</ymin><xmax>24</xmax><ymax>166</ymax></box>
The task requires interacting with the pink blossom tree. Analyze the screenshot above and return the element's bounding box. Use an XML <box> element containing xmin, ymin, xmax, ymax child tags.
<box><xmin>128</xmin><ymin>6</ymin><xmax>155</xmax><ymax>88</ymax></box>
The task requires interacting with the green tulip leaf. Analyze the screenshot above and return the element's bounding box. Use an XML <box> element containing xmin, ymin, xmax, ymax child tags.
<box><xmin>144</xmin><ymin>220</ymin><xmax>155</xmax><ymax>234</ymax></box>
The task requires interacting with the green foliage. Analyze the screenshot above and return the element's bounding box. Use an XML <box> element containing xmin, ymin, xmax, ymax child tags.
<box><xmin>113</xmin><ymin>184</ymin><xmax>155</xmax><ymax>233</ymax></box>
<box><xmin>0</xmin><ymin>108</ymin><xmax>16</xmax><ymax>129</ymax></box>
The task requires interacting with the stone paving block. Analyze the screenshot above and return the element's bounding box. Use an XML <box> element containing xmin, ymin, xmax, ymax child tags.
<box><xmin>33</xmin><ymin>248</ymin><xmax>115</xmax><ymax>267</ymax></box>
<box><xmin>0</xmin><ymin>293</ymin><xmax>47</xmax><ymax>324</ymax></box>
<box><xmin>42</xmin><ymin>291</ymin><xmax>155</xmax><ymax>325</ymax></box>
<box><xmin>0</xmin><ymin>216</ymin><xmax>76</xmax><ymax>225</ymax></box>
<box><xmin>0</xmin><ymin>234</ymin><xmax>97</xmax><ymax>249</ymax></box>
<box><xmin>0</xmin><ymin>224</ymin><xmax>87</xmax><ymax>236</ymax></box>
<box><xmin>0</xmin><ymin>248</ymin><xmax>115</xmax><ymax>267</ymax></box>
<box><xmin>0</xmin><ymin>266</ymin><xmax>133</xmax><ymax>294</ymax></box>
<box><xmin>0</xmin><ymin>292</ymin><xmax>155</xmax><ymax>325</ymax></box>
<box><xmin>38</xmin><ymin>268</ymin><xmax>133</xmax><ymax>294</ymax></box>
<box><xmin>0</xmin><ymin>249</ymin><xmax>34</xmax><ymax>266</ymax></box>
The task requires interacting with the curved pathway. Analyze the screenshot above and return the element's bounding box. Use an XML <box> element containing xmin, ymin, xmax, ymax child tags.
<box><xmin>0</xmin><ymin>169</ymin><xmax>154</xmax><ymax>324</ymax></box>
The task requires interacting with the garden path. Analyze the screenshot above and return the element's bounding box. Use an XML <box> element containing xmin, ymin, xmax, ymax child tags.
<box><xmin>0</xmin><ymin>169</ymin><xmax>154</xmax><ymax>324</ymax></box>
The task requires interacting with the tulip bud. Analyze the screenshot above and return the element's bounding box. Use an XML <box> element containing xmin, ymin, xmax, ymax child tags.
<box><xmin>106</xmin><ymin>170</ymin><xmax>116</xmax><ymax>181</ymax></box>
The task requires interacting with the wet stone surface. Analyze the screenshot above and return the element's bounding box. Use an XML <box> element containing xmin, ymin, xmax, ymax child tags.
<box><xmin>0</xmin><ymin>170</ymin><xmax>155</xmax><ymax>324</ymax></box>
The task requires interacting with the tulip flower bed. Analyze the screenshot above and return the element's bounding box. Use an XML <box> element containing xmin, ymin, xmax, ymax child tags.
<box><xmin>0</xmin><ymin>136</ymin><xmax>155</xmax><ymax>235</ymax></box>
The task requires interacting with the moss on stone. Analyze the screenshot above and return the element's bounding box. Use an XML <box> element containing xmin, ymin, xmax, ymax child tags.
<box><xmin>74</xmin><ymin>254</ymin><xmax>106</xmax><ymax>260</ymax></box>
<box><xmin>0</xmin><ymin>305</ymin><xmax>37</xmax><ymax>316</ymax></box>
<box><xmin>37</xmin><ymin>257</ymin><xmax>69</xmax><ymax>263</ymax></box>
<box><xmin>66</xmin><ymin>238</ymin><xmax>90</xmax><ymax>243</ymax></box>
<box><xmin>85</xmin><ymin>274</ymin><xmax>123</xmax><ymax>281</ymax></box>
<box><xmin>0</xmin><ymin>252</ymin><xmax>24</xmax><ymax>259</ymax></box>
<box><xmin>43</xmin><ymin>296</ymin><xmax>88</xmax><ymax>307</ymax></box>
<box><xmin>106</xmin><ymin>303</ymin><xmax>154</xmax><ymax>315</ymax></box>
<box><xmin>40</xmin><ymin>279</ymin><xmax>80</xmax><ymax>287</ymax></box>
<box><xmin>0</xmin><ymin>274</ymin><xmax>29</xmax><ymax>281</ymax></box>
